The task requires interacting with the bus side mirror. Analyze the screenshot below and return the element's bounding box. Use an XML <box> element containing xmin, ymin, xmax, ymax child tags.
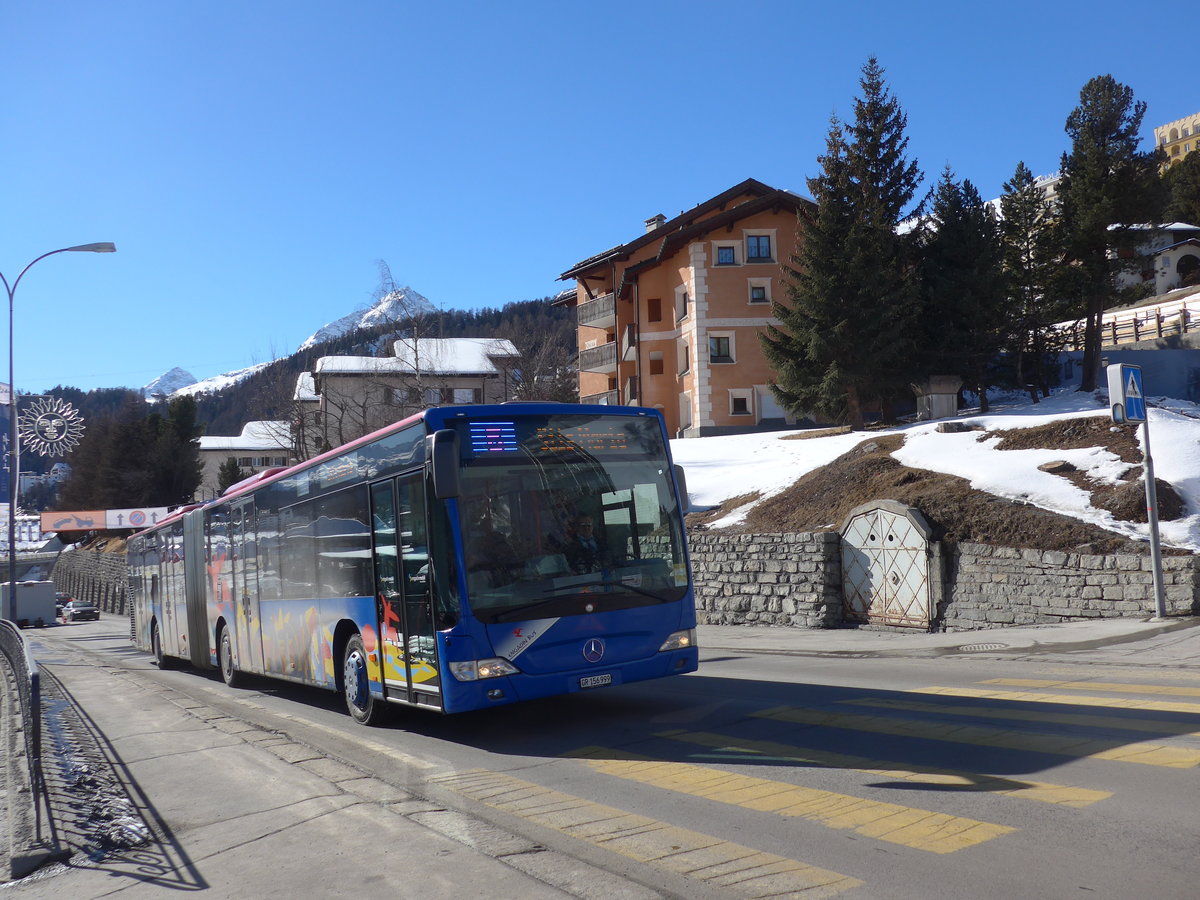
<box><xmin>673</xmin><ymin>464</ymin><xmax>690</xmax><ymax>515</ymax></box>
<box><xmin>428</xmin><ymin>429</ymin><xmax>461</xmax><ymax>499</ymax></box>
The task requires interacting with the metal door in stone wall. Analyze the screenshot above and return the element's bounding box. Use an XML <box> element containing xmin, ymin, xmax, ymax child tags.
<box><xmin>840</xmin><ymin>501</ymin><xmax>933</xmax><ymax>628</ymax></box>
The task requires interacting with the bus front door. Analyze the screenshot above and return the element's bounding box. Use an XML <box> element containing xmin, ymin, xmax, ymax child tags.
<box><xmin>371</xmin><ymin>473</ymin><xmax>441</xmax><ymax>707</ymax></box>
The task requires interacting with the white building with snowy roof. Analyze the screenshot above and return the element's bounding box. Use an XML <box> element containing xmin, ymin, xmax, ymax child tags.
<box><xmin>298</xmin><ymin>337</ymin><xmax>520</xmax><ymax>451</ymax></box>
<box><xmin>197</xmin><ymin>420</ymin><xmax>294</xmax><ymax>500</ymax></box>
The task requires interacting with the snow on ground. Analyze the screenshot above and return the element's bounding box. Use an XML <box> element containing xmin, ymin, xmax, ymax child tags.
<box><xmin>670</xmin><ymin>389</ymin><xmax>1200</xmax><ymax>551</ymax></box>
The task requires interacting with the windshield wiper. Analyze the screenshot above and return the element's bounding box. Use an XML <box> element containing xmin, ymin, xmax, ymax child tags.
<box><xmin>490</xmin><ymin>580</ymin><xmax>666</xmax><ymax>622</ymax></box>
<box><xmin>547</xmin><ymin>578</ymin><xmax>665</xmax><ymax>603</ymax></box>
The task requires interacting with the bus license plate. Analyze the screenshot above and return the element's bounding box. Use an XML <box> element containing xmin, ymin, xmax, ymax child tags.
<box><xmin>580</xmin><ymin>674</ymin><xmax>612</xmax><ymax>689</ymax></box>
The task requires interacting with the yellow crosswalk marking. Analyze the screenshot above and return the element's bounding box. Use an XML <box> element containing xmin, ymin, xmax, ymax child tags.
<box><xmin>912</xmin><ymin>685</ymin><xmax>1200</xmax><ymax>715</ymax></box>
<box><xmin>651</xmin><ymin>728</ymin><xmax>1110</xmax><ymax>807</ymax></box>
<box><xmin>568</xmin><ymin>748</ymin><xmax>1014</xmax><ymax>854</ymax></box>
<box><xmin>432</xmin><ymin>769</ymin><xmax>862</xmax><ymax>898</ymax></box>
<box><xmin>859</xmin><ymin>696</ymin><xmax>1200</xmax><ymax>734</ymax></box>
<box><xmin>756</xmin><ymin>706</ymin><xmax>1200</xmax><ymax>768</ymax></box>
<box><xmin>981</xmin><ymin>678</ymin><xmax>1200</xmax><ymax>698</ymax></box>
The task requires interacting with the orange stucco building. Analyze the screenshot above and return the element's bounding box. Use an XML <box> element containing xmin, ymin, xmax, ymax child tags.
<box><xmin>558</xmin><ymin>179</ymin><xmax>813</xmax><ymax>437</ymax></box>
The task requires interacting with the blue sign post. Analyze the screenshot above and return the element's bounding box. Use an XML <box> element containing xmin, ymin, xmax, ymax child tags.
<box><xmin>1107</xmin><ymin>364</ymin><xmax>1146</xmax><ymax>423</ymax></box>
<box><xmin>1106</xmin><ymin>364</ymin><xmax>1166</xmax><ymax>619</ymax></box>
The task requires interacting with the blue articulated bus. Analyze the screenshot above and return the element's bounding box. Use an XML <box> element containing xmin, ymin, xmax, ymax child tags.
<box><xmin>127</xmin><ymin>403</ymin><xmax>698</xmax><ymax>724</ymax></box>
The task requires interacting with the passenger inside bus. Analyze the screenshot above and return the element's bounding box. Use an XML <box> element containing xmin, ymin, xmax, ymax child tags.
<box><xmin>552</xmin><ymin>513</ymin><xmax>605</xmax><ymax>574</ymax></box>
<box><xmin>464</xmin><ymin>511</ymin><xmax>520</xmax><ymax>589</ymax></box>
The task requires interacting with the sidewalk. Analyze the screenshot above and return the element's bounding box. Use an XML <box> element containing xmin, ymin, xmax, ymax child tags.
<box><xmin>2</xmin><ymin>634</ymin><xmax>639</xmax><ymax>898</ymax></box>
<box><xmin>697</xmin><ymin>615</ymin><xmax>1200</xmax><ymax>663</ymax></box>
<box><xmin>4</xmin><ymin>614</ymin><xmax>1199</xmax><ymax>895</ymax></box>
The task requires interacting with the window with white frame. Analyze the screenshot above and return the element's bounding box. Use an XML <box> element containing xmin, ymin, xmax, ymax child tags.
<box><xmin>713</xmin><ymin>241</ymin><xmax>738</xmax><ymax>266</ymax></box>
<box><xmin>678</xmin><ymin>341</ymin><xmax>690</xmax><ymax>375</ymax></box>
<box><xmin>679</xmin><ymin>392</ymin><xmax>692</xmax><ymax>430</ymax></box>
<box><xmin>709</xmin><ymin>332</ymin><xmax>735</xmax><ymax>364</ymax></box>
<box><xmin>748</xmin><ymin>278</ymin><xmax>770</xmax><ymax>304</ymax></box>
<box><xmin>675</xmin><ymin>285</ymin><xmax>689</xmax><ymax>322</ymax></box>
<box><xmin>452</xmin><ymin>387</ymin><xmax>481</xmax><ymax>404</ymax></box>
<box><xmin>729</xmin><ymin>389</ymin><xmax>753</xmax><ymax>417</ymax></box>
<box><xmin>745</xmin><ymin>231</ymin><xmax>774</xmax><ymax>262</ymax></box>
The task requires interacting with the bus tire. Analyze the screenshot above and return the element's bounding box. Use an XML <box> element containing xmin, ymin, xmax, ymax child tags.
<box><xmin>219</xmin><ymin>625</ymin><xmax>245</xmax><ymax>688</ymax></box>
<box><xmin>342</xmin><ymin>634</ymin><xmax>386</xmax><ymax>726</ymax></box>
<box><xmin>152</xmin><ymin>622</ymin><xmax>176</xmax><ymax>670</ymax></box>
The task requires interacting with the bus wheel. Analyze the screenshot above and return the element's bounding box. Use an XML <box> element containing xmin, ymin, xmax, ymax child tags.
<box><xmin>152</xmin><ymin>622</ymin><xmax>175</xmax><ymax>670</ymax></box>
<box><xmin>342</xmin><ymin>634</ymin><xmax>386</xmax><ymax>726</ymax></box>
<box><xmin>219</xmin><ymin>625</ymin><xmax>245</xmax><ymax>688</ymax></box>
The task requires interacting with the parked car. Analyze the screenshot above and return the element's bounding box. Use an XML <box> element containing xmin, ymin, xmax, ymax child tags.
<box><xmin>62</xmin><ymin>600</ymin><xmax>99</xmax><ymax>622</ymax></box>
<box><xmin>55</xmin><ymin>592</ymin><xmax>73</xmax><ymax>616</ymax></box>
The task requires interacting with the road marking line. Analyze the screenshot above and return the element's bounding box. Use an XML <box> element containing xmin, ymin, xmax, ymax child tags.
<box><xmin>432</xmin><ymin>770</ymin><xmax>862</xmax><ymax>898</ymax></box>
<box><xmin>756</xmin><ymin>706</ymin><xmax>1200</xmax><ymax>769</ymax></box>
<box><xmin>914</xmin><ymin>685</ymin><xmax>1200</xmax><ymax>715</ymax></box>
<box><xmin>568</xmin><ymin>747</ymin><xmax>1014</xmax><ymax>854</ymax></box>
<box><xmin>981</xmin><ymin>678</ymin><xmax>1200</xmax><ymax>698</ymax></box>
<box><xmin>651</xmin><ymin>729</ymin><xmax>1109</xmax><ymax>808</ymax></box>
<box><xmin>868</xmin><ymin>696</ymin><xmax>1200</xmax><ymax>734</ymax></box>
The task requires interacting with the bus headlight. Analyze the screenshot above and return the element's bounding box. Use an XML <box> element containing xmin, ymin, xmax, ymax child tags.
<box><xmin>449</xmin><ymin>658</ymin><xmax>519</xmax><ymax>681</ymax></box>
<box><xmin>658</xmin><ymin>629</ymin><xmax>696</xmax><ymax>652</ymax></box>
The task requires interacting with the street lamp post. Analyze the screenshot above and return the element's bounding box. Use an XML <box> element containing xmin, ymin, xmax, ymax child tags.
<box><xmin>1</xmin><ymin>243</ymin><xmax>116</xmax><ymax>621</ymax></box>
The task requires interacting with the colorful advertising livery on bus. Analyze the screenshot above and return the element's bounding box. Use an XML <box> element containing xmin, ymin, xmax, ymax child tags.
<box><xmin>127</xmin><ymin>403</ymin><xmax>698</xmax><ymax>724</ymax></box>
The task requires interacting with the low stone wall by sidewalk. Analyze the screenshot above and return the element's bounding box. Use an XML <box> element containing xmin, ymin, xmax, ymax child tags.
<box><xmin>51</xmin><ymin>550</ymin><xmax>128</xmax><ymax>618</ymax></box>
<box><xmin>46</xmin><ymin>531</ymin><xmax>1199</xmax><ymax>634</ymax></box>
<box><xmin>939</xmin><ymin>542</ymin><xmax>1200</xmax><ymax>630</ymax></box>
<box><xmin>688</xmin><ymin>532</ymin><xmax>842</xmax><ymax>628</ymax></box>
<box><xmin>688</xmin><ymin>529</ymin><xmax>1198</xmax><ymax>631</ymax></box>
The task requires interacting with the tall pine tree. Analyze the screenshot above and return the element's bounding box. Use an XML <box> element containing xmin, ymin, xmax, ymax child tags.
<box><xmin>916</xmin><ymin>168</ymin><xmax>1008</xmax><ymax>412</ymax></box>
<box><xmin>999</xmin><ymin>162</ymin><xmax>1065</xmax><ymax>397</ymax></box>
<box><xmin>762</xmin><ymin>58</ymin><xmax>922</xmax><ymax>427</ymax></box>
<box><xmin>1056</xmin><ymin>75</ymin><xmax>1166</xmax><ymax>391</ymax></box>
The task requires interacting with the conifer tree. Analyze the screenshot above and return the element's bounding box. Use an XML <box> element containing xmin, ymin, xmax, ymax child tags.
<box><xmin>916</xmin><ymin>168</ymin><xmax>1008</xmax><ymax>412</ymax></box>
<box><xmin>1056</xmin><ymin>75</ymin><xmax>1166</xmax><ymax>391</ymax></box>
<box><xmin>1164</xmin><ymin>151</ymin><xmax>1200</xmax><ymax>237</ymax></box>
<box><xmin>999</xmin><ymin>161</ymin><xmax>1064</xmax><ymax>398</ymax></box>
<box><xmin>762</xmin><ymin>57</ymin><xmax>922</xmax><ymax>427</ymax></box>
<box><xmin>217</xmin><ymin>457</ymin><xmax>246</xmax><ymax>494</ymax></box>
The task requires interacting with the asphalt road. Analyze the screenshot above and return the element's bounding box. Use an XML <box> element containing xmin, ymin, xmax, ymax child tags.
<box><xmin>16</xmin><ymin>617</ymin><xmax>1200</xmax><ymax>899</ymax></box>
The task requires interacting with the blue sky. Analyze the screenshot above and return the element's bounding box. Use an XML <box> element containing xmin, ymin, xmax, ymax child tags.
<box><xmin>2</xmin><ymin>1</ymin><xmax>1192</xmax><ymax>395</ymax></box>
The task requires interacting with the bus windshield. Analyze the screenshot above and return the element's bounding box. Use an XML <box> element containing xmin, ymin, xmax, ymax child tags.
<box><xmin>453</xmin><ymin>413</ymin><xmax>688</xmax><ymax>624</ymax></box>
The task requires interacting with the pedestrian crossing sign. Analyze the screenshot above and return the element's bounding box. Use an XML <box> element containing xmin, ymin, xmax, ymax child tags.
<box><xmin>1106</xmin><ymin>363</ymin><xmax>1146</xmax><ymax>423</ymax></box>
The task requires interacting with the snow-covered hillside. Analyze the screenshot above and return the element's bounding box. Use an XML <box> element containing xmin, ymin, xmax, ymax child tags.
<box><xmin>671</xmin><ymin>389</ymin><xmax>1200</xmax><ymax>551</ymax></box>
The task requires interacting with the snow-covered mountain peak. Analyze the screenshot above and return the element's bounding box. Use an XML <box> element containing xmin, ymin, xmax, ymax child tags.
<box><xmin>299</xmin><ymin>287</ymin><xmax>436</xmax><ymax>351</ymax></box>
<box><xmin>144</xmin><ymin>367</ymin><xmax>197</xmax><ymax>396</ymax></box>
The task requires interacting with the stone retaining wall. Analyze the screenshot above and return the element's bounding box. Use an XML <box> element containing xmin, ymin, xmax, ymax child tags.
<box><xmin>48</xmin><ymin>533</ymin><xmax>1200</xmax><ymax>633</ymax></box>
<box><xmin>688</xmin><ymin>531</ymin><xmax>842</xmax><ymax>628</ymax></box>
<box><xmin>51</xmin><ymin>550</ymin><xmax>128</xmax><ymax>618</ymax></box>
<box><xmin>938</xmin><ymin>542</ymin><xmax>1200</xmax><ymax>630</ymax></box>
<box><xmin>686</xmin><ymin>530</ymin><xmax>1197</xmax><ymax>630</ymax></box>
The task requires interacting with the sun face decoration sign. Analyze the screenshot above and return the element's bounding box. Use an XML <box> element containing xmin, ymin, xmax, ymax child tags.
<box><xmin>18</xmin><ymin>396</ymin><xmax>86</xmax><ymax>457</ymax></box>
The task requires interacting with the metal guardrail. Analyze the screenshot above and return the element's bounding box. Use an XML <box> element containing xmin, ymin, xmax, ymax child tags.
<box><xmin>0</xmin><ymin>617</ymin><xmax>42</xmax><ymax>792</ymax></box>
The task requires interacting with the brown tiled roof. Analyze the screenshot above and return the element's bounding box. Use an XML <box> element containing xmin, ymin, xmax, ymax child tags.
<box><xmin>558</xmin><ymin>178</ymin><xmax>811</xmax><ymax>282</ymax></box>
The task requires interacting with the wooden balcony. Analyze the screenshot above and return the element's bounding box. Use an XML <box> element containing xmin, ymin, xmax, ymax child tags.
<box><xmin>578</xmin><ymin>292</ymin><xmax>616</xmax><ymax>329</ymax></box>
<box><xmin>620</xmin><ymin>322</ymin><xmax>638</xmax><ymax>361</ymax></box>
<box><xmin>623</xmin><ymin>375</ymin><xmax>639</xmax><ymax>405</ymax></box>
<box><xmin>580</xmin><ymin>389</ymin><xmax>619</xmax><ymax>405</ymax></box>
<box><xmin>578</xmin><ymin>341</ymin><xmax>617</xmax><ymax>373</ymax></box>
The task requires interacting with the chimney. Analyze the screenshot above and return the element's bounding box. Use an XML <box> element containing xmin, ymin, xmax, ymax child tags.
<box><xmin>644</xmin><ymin>214</ymin><xmax>666</xmax><ymax>234</ymax></box>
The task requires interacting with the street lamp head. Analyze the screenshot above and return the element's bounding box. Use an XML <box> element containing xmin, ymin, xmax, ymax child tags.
<box><xmin>66</xmin><ymin>242</ymin><xmax>116</xmax><ymax>253</ymax></box>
